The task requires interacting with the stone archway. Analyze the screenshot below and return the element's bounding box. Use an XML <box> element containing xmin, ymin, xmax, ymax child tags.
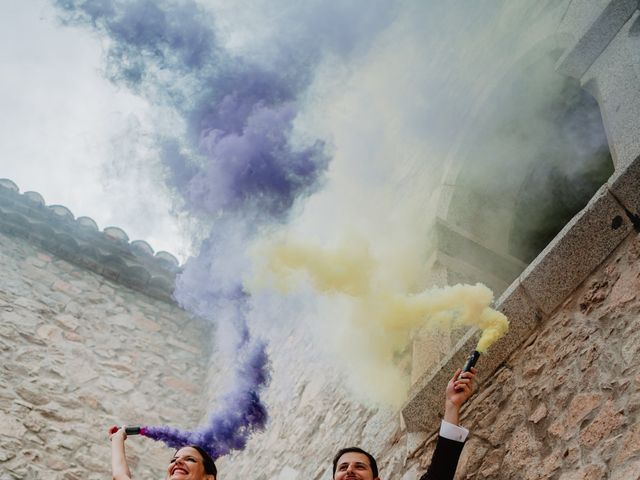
<box><xmin>433</xmin><ymin>41</ymin><xmax>612</xmax><ymax>289</ymax></box>
<box><xmin>412</xmin><ymin>39</ymin><xmax>613</xmax><ymax>385</ymax></box>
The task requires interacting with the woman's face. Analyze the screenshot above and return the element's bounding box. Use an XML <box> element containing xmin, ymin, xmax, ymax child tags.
<box><xmin>167</xmin><ymin>447</ymin><xmax>214</xmax><ymax>480</ymax></box>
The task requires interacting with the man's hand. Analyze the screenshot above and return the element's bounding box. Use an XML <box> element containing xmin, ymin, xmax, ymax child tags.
<box><xmin>443</xmin><ymin>367</ymin><xmax>476</xmax><ymax>426</ymax></box>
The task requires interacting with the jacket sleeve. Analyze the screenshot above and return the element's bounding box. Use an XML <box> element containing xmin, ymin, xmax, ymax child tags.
<box><xmin>418</xmin><ymin>436</ymin><xmax>466</xmax><ymax>480</ymax></box>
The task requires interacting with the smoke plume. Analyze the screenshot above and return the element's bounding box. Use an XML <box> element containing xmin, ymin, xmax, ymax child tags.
<box><xmin>52</xmin><ymin>0</ymin><xmax>610</xmax><ymax>461</ymax></box>
<box><xmin>53</xmin><ymin>0</ymin><xmax>397</xmax><ymax>459</ymax></box>
<box><xmin>257</xmin><ymin>237</ymin><xmax>508</xmax><ymax>405</ymax></box>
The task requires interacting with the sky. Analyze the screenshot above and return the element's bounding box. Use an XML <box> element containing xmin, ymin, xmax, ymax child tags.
<box><xmin>0</xmin><ymin>0</ymin><xmax>512</xmax><ymax>262</ymax></box>
<box><xmin>0</xmin><ymin>0</ymin><xmax>192</xmax><ymax>259</ymax></box>
<box><xmin>0</xmin><ymin>0</ymin><xmax>572</xmax><ymax>262</ymax></box>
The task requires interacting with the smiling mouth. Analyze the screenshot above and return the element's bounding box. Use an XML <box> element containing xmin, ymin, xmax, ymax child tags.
<box><xmin>172</xmin><ymin>467</ymin><xmax>188</xmax><ymax>475</ymax></box>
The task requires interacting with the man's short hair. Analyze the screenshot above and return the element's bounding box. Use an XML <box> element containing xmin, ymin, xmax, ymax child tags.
<box><xmin>332</xmin><ymin>447</ymin><xmax>378</xmax><ymax>478</ymax></box>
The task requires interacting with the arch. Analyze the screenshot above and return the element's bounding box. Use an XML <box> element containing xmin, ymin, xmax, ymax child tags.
<box><xmin>434</xmin><ymin>37</ymin><xmax>613</xmax><ymax>283</ymax></box>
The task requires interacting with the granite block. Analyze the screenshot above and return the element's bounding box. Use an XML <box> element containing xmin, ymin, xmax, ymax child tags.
<box><xmin>434</xmin><ymin>218</ymin><xmax>527</xmax><ymax>283</ymax></box>
<box><xmin>402</xmin><ymin>281</ymin><xmax>542</xmax><ymax>432</ymax></box>
<box><xmin>483</xmin><ymin>281</ymin><xmax>544</xmax><ymax>373</ymax></box>
<box><xmin>608</xmin><ymin>152</ymin><xmax>640</xmax><ymax>221</ymax></box>
<box><xmin>402</xmin><ymin>332</ymin><xmax>477</xmax><ymax>433</ymax></box>
<box><xmin>520</xmin><ymin>185</ymin><xmax>632</xmax><ymax>315</ymax></box>
<box><xmin>556</xmin><ymin>0</ymin><xmax>637</xmax><ymax>79</ymax></box>
<box><xmin>583</xmin><ymin>10</ymin><xmax>640</xmax><ymax>169</ymax></box>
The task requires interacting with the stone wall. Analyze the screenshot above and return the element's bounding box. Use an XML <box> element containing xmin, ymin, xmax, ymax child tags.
<box><xmin>213</xmin><ymin>326</ymin><xmax>402</xmax><ymax>480</ymax></box>
<box><xmin>213</xmin><ymin>233</ymin><xmax>640</xmax><ymax>480</ymax></box>
<box><xmin>2</xmin><ymin>2</ymin><xmax>639</xmax><ymax>479</ymax></box>
<box><xmin>4</xmin><ymin>211</ymin><xmax>639</xmax><ymax>480</ymax></box>
<box><xmin>0</xmin><ymin>230</ymin><xmax>211</xmax><ymax>480</ymax></box>
<box><xmin>407</xmin><ymin>231</ymin><xmax>640</xmax><ymax>479</ymax></box>
<box><xmin>404</xmin><ymin>0</ymin><xmax>640</xmax><ymax>467</ymax></box>
<box><xmin>0</xmin><ymin>180</ymin><xmax>405</xmax><ymax>480</ymax></box>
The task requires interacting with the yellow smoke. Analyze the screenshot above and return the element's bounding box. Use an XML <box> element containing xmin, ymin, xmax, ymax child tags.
<box><xmin>264</xmin><ymin>236</ymin><xmax>373</xmax><ymax>296</ymax></box>
<box><xmin>254</xmin><ymin>236</ymin><xmax>508</xmax><ymax>405</ymax></box>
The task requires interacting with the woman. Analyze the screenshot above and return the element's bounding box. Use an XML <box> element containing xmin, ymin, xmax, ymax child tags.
<box><xmin>109</xmin><ymin>426</ymin><xmax>217</xmax><ymax>480</ymax></box>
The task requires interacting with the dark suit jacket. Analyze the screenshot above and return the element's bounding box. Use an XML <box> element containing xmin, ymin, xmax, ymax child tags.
<box><xmin>418</xmin><ymin>436</ymin><xmax>465</xmax><ymax>480</ymax></box>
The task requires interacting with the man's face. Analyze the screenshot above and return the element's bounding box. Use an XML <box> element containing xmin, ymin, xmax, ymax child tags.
<box><xmin>334</xmin><ymin>452</ymin><xmax>378</xmax><ymax>480</ymax></box>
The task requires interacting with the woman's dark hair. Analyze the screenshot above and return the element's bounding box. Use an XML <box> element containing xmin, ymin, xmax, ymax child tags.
<box><xmin>188</xmin><ymin>445</ymin><xmax>217</xmax><ymax>478</ymax></box>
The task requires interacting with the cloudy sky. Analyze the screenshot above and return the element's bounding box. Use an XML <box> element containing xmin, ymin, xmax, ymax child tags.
<box><xmin>0</xmin><ymin>0</ymin><xmax>449</xmax><ymax>262</ymax></box>
<box><xmin>0</xmin><ymin>0</ymin><xmax>559</xmax><ymax>263</ymax></box>
<box><xmin>0</xmin><ymin>1</ymin><xmax>489</xmax><ymax>258</ymax></box>
<box><xmin>0</xmin><ymin>0</ymin><xmax>191</xmax><ymax>258</ymax></box>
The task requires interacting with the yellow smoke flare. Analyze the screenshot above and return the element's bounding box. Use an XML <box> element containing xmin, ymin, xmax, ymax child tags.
<box><xmin>255</xmin><ymin>236</ymin><xmax>509</xmax><ymax>405</ymax></box>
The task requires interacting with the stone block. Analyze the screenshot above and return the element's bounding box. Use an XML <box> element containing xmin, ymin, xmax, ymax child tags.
<box><xmin>565</xmin><ymin>393</ymin><xmax>603</xmax><ymax>429</ymax></box>
<box><xmin>16</xmin><ymin>382</ymin><xmax>51</xmax><ymax>407</ymax></box>
<box><xmin>0</xmin><ymin>411</ymin><xmax>27</xmax><ymax>438</ymax></box>
<box><xmin>411</xmin><ymin>327</ymin><xmax>451</xmax><ymax>384</ymax></box>
<box><xmin>405</xmin><ymin>431</ymin><xmax>428</xmax><ymax>456</ymax></box>
<box><xmin>504</xmin><ymin>423</ymin><xmax>543</xmax><ymax>468</ymax></box>
<box><xmin>55</xmin><ymin>314</ymin><xmax>80</xmax><ymax>331</ymax></box>
<box><xmin>578</xmin><ymin>400</ymin><xmax>625</xmax><ymax>446</ymax></box>
<box><xmin>402</xmin><ymin>280</ymin><xmax>542</xmax><ymax>432</ymax></box>
<box><xmin>36</xmin><ymin>324</ymin><xmax>64</xmax><ymax>342</ymax></box>
<box><xmin>402</xmin><ymin>332</ymin><xmax>476</xmax><ymax>432</ymax></box>
<box><xmin>611</xmin><ymin>459</ymin><xmax>640</xmax><ymax>480</ymax></box>
<box><xmin>608</xmin><ymin>151</ymin><xmax>640</xmax><ymax>220</ymax></box>
<box><xmin>613</xmin><ymin>422</ymin><xmax>640</xmax><ymax>465</ymax></box>
<box><xmin>582</xmin><ymin>10</ymin><xmax>640</xmax><ymax>169</ymax></box>
<box><xmin>529</xmin><ymin>403</ymin><xmax>548</xmax><ymax>424</ymax></box>
<box><xmin>433</xmin><ymin>218</ymin><xmax>527</xmax><ymax>287</ymax></box>
<box><xmin>520</xmin><ymin>185</ymin><xmax>632</xmax><ymax>315</ymax></box>
<box><xmin>555</xmin><ymin>0</ymin><xmax>637</xmax><ymax>79</ymax></box>
<box><xmin>483</xmin><ymin>281</ymin><xmax>543</xmax><ymax>368</ymax></box>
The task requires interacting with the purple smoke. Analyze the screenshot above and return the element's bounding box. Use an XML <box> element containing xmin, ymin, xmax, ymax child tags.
<box><xmin>178</xmin><ymin>100</ymin><xmax>328</xmax><ymax>219</ymax></box>
<box><xmin>53</xmin><ymin>0</ymin><xmax>395</xmax><ymax>460</ymax></box>
<box><xmin>143</xmin><ymin>340</ymin><xmax>269</xmax><ymax>459</ymax></box>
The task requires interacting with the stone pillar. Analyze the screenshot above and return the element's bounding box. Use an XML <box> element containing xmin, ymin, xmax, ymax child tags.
<box><xmin>410</xmin><ymin>218</ymin><xmax>526</xmax><ymax>385</ymax></box>
<box><xmin>556</xmin><ymin>0</ymin><xmax>640</xmax><ymax>169</ymax></box>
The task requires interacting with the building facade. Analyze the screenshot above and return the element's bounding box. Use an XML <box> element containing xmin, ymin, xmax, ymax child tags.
<box><xmin>1</xmin><ymin>1</ymin><xmax>639</xmax><ymax>479</ymax></box>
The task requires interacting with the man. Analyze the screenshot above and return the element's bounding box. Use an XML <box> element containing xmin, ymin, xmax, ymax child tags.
<box><xmin>332</xmin><ymin>367</ymin><xmax>476</xmax><ymax>480</ymax></box>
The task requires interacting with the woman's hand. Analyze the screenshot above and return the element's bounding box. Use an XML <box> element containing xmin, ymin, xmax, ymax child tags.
<box><xmin>109</xmin><ymin>425</ymin><xmax>132</xmax><ymax>480</ymax></box>
<box><xmin>109</xmin><ymin>425</ymin><xmax>127</xmax><ymax>443</ymax></box>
